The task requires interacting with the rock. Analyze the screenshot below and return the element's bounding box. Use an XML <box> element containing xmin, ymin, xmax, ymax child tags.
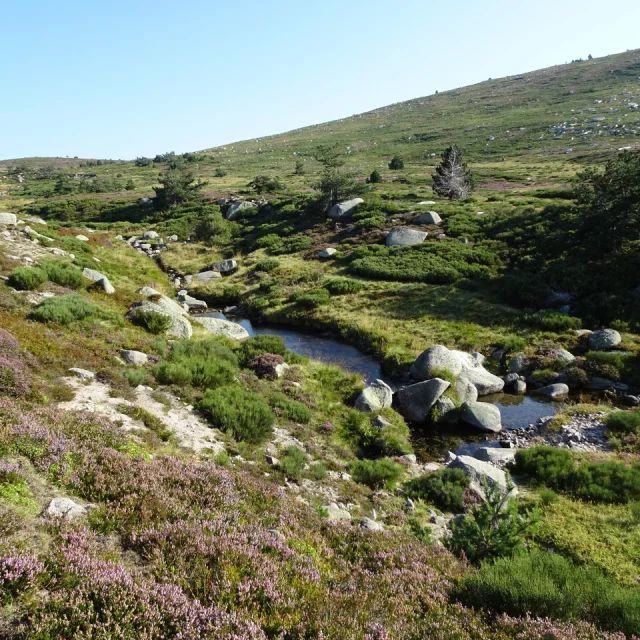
<box><xmin>191</xmin><ymin>270</ymin><xmax>222</xmax><ymax>285</ymax></box>
<box><xmin>508</xmin><ymin>354</ymin><xmax>526</xmax><ymax>374</ymax></box>
<box><xmin>127</xmin><ymin>301</ymin><xmax>192</xmax><ymax>339</ymax></box>
<box><xmin>168</xmin><ymin>234</ymin><xmax>178</xmax><ymax>242</ymax></box>
<box><xmin>460</xmin><ymin>402</ymin><xmax>502</xmax><ymax>433</ymax></box>
<box><xmin>194</xmin><ymin>317</ymin><xmax>249</xmax><ymax>340</ymax></box>
<box><xmin>0</xmin><ymin>213</ymin><xmax>17</xmax><ymax>226</ymax></box>
<box><xmin>264</xmin><ymin>455</ymin><xmax>280</xmax><ymax>466</ymax></box>
<box><xmin>396</xmin><ymin>378</ymin><xmax>450</xmax><ymax>424</ymax></box>
<box><xmin>589</xmin><ymin>329</ymin><xmax>621</xmax><ymax>350</ymax></box>
<box><xmin>409</xmin><ymin>344</ymin><xmax>463</xmax><ymax>380</ymax></box>
<box><xmin>68</xmin><ymin>368</ymin><xmax>95</xmax><ymax>381</ymax></box>
<box><xmin>413</xmin><ymin>211</ymin><xmax>442</xmax><ymax>225</ymax></box>
<box><xmin>355</xmin><ymin>379</ymin><xmax>393</xmax><ymax>413</ymax></box>
<box><xmin>139</xmin><ymin>198</ymin><xmax>152</xmax><ymax>205</ymax></box>
<box><xmin>325</xmin><ymin>503</ymin><xmax>351</xmax><ymax>521</ymax></box>
<box><xmin>207</xmin><ymin>259</ymin><xmax>237</xmax><ymax>273</ymax></box>
<box><xmin>43</xmin><ymin>497</ymin><xmax>88</xmax><ymax>520</ymax></box>
<box><xmin>372</xmin><ymin>415</ymin><xmax>392</xmax><ymax>428</ymax></box>
<box><xmin>177</xmin><ymin>291</ymin><xmax>208</xmax><ymax>311</ymax></box>
<box><xmin>82</xmin><ymin>268</ymin><xmax>115</xmax><ymax>295</ymax></box>
<box><xmin>515</xmin><ymin>380</ymin><xmax>527</xmax><ymax>394</ymax></box>
<box><xmin>454</xmin><ymin>376</ymin><xmax>478</xmax><ymax>404</ymax></box>
<box><xmin>435</xmin><ymin>233</ymin><xmax>447</xmax><ymax>240</ymax></box>
<box><xmin>473</xmin><ymin>447</ymin><xmax>517</xmax><ymax>465</ymax></box>
<box><xmin>385</xmin><ymin>227</ymin><xmax>428</xmax><ymax>246</ymax></box>
<box><xmin>574</xmin><ymin>329</ymin><xmax>593</xmax><ymax>338</ymax></box>
<box><xmin>226</xmin><ymin>201</ymin><xmax>255</xmax><ymax>220</ymax></box>
<box><xmin>451</xmin><ymin>350</ymin><xmax>504</xmax><ymax>395</ymax></box>
<box><xmin>556</xmin><ymin>348</ymin><xmax>575</xmax><ymax>364</ymax></box>
<box><xmin>533</xmin><ymin>383</ymin><xmax>570</xmax><ymax>399</ymax></box>
<box><xmin>26</xmin><ymin>217</ymin><xmax>46</xmax><ymax>225</ymax></box>
<box><xmin>586</xmin><ymin>378</ymin><xmax>630</xmax><ymax>393</ymax></box>
<box><xmin>361</xmin><ymin>517</ymin><xmax>384</xmax><ymax>531</ymax></box>
<box><xmin>434</xmin><ymin>395</ymin><xmax>456</xmax><ymax>418</ymax></box>
<box><xmin>136</xmin><ymin>286</ymin><xmax>161</xmax><ymax>297</ymax></box>
<box><xmin>142</xmin><ymin>231</ymin><xmax>159</xmax><ymax>239</ymax></box>
<box><xmin>318</xmin><ymin>248</ymin><xmax>337</xmax><ymax>258</ymax></box>
<box><xmin>471</xmin><ymin>352</ymin><xmax>486</xmax><ymax>364</ymax></box>
<box><xmin>216</xmin><ymin>199</ymin><xmax>228</xmax><ymax>206</ymax></box>
<box><xmin>448</xmin><ymin>455</ymin><xmax>516</xmax><ymax>496</ymax></box>
<box><xmin>400</xmin><ymin>453</ymin><xmax>417</xmax><ymax>464</ymax></box>
<box><xmin>503</xmin><ymin>373</ymin><xmax>519</xmax><ymax>389</ymax></box>
<box><xmin>98</xmin><ymin>278</ymin><xmax>115</xmax><ymax>294</ymax></box>
<box><xmin>119</xmin><ymin>350</ymin><xmax>148</xmax><ymax>366</ymax></box>
<box><xmin>75</xmin><ymin>235</ymin><xmax>89</xmax><ymax>242</ymax></box>
<box><xmin>274</xmin><ymin>362</ymin><xmax>290</xmax><ymax>378</ymax></box>
<box><xmin>328</xmin><ymin>198</ymin><xmax>364</xmax><ymax>220</ymax></box>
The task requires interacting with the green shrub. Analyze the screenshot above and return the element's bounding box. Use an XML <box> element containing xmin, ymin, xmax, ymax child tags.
<box><xmin>7</xmin><ymin>267</ymin><xmax>47</xmax><ymax>290</ymax></box>
<box><xmin>255</xmin><ymin>259</ymin><xmax>280</xmax><ymax>273</ymax></box>
<box><xmin>278</xmin><ymin>446</ymin><xmax>307</xmax><ymax>478</ymax></box>
<box><xmin>130</xmin><ymin>310</ymin><xmax>173</xmax><ymax>335</ymax></box>
<box><xmin>606</xmin><ymin>410</ymin><xmax>640</xmax><ymax>434</ymax></box>
<box><xmin>324</xmin><ymin>279</ymin><xmax>364</xmax><ymax>296</ymax></box>
<box><xmin>539</xmin><ymin>488</ymin><xmax>560</xmax><ymax>506</ymax></box>
<box><xmin>405</xmin><ymin>469</ymin><xmax>470</xmax><ymax>513</ymax></box>
<box><xmin>123</xmin><ymin>370</ymin><xmax>145</xmax><ymax>387</ymax></box>
<box><xmin>29</xmin><ymin>294</ymin><xmax>121</xmax><ymax>326</ymax></box>
<box><xmin>238</xmin><ymin>335</ymin><xmax>286</xmax><ymax>366</ymax></box>
<box><xmin>269</xmin><ymin>394</ymin><xmax>312</xmax><ymax>424</ymax></box>
<box><xmin>197</xmin><ymin>386</ymin><xmax>274</xmax><ymax>444</ymax></box>
<box><xmin>350</xmin><ymin>458</ymin><xmax>403</xmax><ymax>490</ymax></box>
<box><xmin>522</xmin><ymin>311</ymin><xmax>582</xmax><ymax>332</ymax></box>
<box><xmin>311</xmin><ymin>462</ymin><xmax>327</xmax><ymax>480</ymax></box>
<box><xmin>455</xmin><ymin>551</ymin><xmax>640</xmax><ymax>636</ymax></box>
<box><xmin>388</xmin><ymin>155</ymin><xmax>404</xmax><ymax>170</ymax></box>
<box><xmin>40</xmin><ymin>260</ymin><xmax>85</xmax><ymax>289</ymax></box>
<box><xmin>270</xmin><ymin>236</ymin><xmax>313</xmax><ymax>255</ymax></box>
<box><xmin>153</xmin><ymin>362</ymin><xmax>193</xmax><ymax>387</ymax></box>
<box><xmin>368</xmin><ymin>169</ymin><xmax>382</xmax><ymax>184</ymax></box>
<box><xmin>295</xmin><ymin>288</ymin><xmax>330</xmax><ymax>309</ymax></box>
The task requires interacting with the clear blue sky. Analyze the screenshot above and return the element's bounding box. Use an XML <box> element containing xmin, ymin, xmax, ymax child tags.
<box><xmin>3</xmin><ymin>0</ymin><xmax>639</xmax><ymax>160</ymax></box>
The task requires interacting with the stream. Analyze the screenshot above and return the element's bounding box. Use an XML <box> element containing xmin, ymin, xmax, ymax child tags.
<box><xmin>203</xmin><ymin>312</ymin><xmax>559</xmax><ymax>458</ymax></box>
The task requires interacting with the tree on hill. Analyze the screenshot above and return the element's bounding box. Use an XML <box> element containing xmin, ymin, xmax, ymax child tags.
<box><xmin>294</xmin><ymin>160</ymin><xmax>305</xmax><ymax>175</ymax></box>
<box><xmin>313</xmin><ymin>144</ymin><xmax>367</xmax><ymax>211</ymax></box>
<box><xmin>389</xmin><ymin>155</ymin><xmax>404</xmax><ymax>170</ymax></box>
<box><xmin>368</xmin><ymin>169</ymin><xmax>382</xmax><ymax>183</ymax></box>
<box><xmin>249</xmin><ymin>175</ymin><xmax>285</xmax><ymax>194</ymax></box>
<box><xmin>432</xmin><ymin>145</ymin><xmax>474</xmax><ymax>200</ymax></box>
<box><xmin>153</xmin><ymin>162</ymin><xmax>206</xmax><ymax>210</ymax></box>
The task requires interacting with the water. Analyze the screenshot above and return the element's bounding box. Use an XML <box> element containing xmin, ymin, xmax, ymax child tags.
<box><xmin>203</xmin><ymin>312</ymin><xmax>390</xmax><ymax>385</ymax></box>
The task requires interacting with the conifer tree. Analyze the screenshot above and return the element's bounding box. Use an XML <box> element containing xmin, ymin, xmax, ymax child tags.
<box><xmin>432</xmin><ymin>145</ymin><xmax>474</xmax><ymax>200</ymax></box>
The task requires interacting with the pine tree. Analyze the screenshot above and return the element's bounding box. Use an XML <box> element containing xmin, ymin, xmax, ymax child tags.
<box><xmin>294</xmin><ymin>160</ymin><xmax>305</xmax><ymax>175</ymax></box>
<box><xmin>388</xmin><ymin>155</ymin><xmax>404</xmax><ymax>170</ymax></box>
<box><xmin>432</xmin><ymin>145</ymin><xmax>474</xmax><ymax>200</ymax></box>
<box><xmin>153</xmin><ymin>162</ymin><xmax>206</xmax><ymax>209</ymax></box>
<box><xmin>313</xmin><ymin>144</ymin><xmax>367</xmax><ymax>211</ymax></box>
<box><xmin>368</xmin><ymin>169</ymin><xmax>382</xmax><ymax>183</ymax></box>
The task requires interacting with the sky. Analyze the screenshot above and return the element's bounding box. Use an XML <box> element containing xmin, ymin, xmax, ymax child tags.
<box><xmin>2</xmin><ymin>0</ymin><xmax>639</xmax><ymax>160</ymax></box>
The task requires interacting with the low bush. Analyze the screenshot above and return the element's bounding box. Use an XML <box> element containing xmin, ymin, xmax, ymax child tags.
<box><xmin>246</xmin><ymin>353</ymin><xmax>285</xmax><ymax>380</ymax></box>
<box><xmin>324</xmin><ymin>279</ymin><xmax>363</xmax><ymax>296</ymax></box>
<box><xmin>278</xmin><ymin>446</ymin><xmax>307</xmax><ymax>478</ymax></box>
<box><xmin>405</xmin><ymin>468</ymin><xmax>470</xmax><ymax>512</ymax></box>
<box><xmin>295</xmin><ymin>288</ymin><xmax>330</xmax><ymax>309</ymax></box>
<box><xmin>269</xmin><ymin>393</ymin><xmax>312</xmax><ymax>424</ymax></box>
<box><xmin>522</xmin><ymin>311</ymin><xmax>582</xmax><ymax>332</ymax></box>
<box><xmin>255</xmin><ymin>259</ymin><xmax>280</xmax><ymax>272</ymax></box>
<box><xmin>130</xmin><ymin>310</ymin><xmax>173</xmax><ymax>335</ymax></box>
<box><xmin>350</xmin><ymin>458</ymin><xmax>403</xmax><ymax>490</ymax></box>
<box><xmin>40</xmin><ymin>260</ymin><xmax>85</xmax><ymax>289</ymax></box>
<box><xmin>29</xmin><ymin>294</ymin><xmax>121</xmax><ymax>326</ymax></box>
<box><xmin>7</xmin><ymin>267</ymin><xmax>47</xmax><ymax>290</ymax></box>
<box><xmin>606</xmin><ymin>410</ymin><xmax>640</xmax><ymax>434</ymax></box>
<box><xmin>123</xmin><ymin>369</ymin><xmax>146</xmax><ymax>387</ymax></box>
<box><xmin>311</xmin><ymin>462</ymin><xmax>327</xmax><ymax>480</ymax></box>
<box><xmin>455</xmin><ymin>551</ymin><xmax>640</xmax><ymax>636</ymax></box>
<box><xmin>237</xmin><ymin>335</ymin><xmax>286</xmax><ymax>366</ymax></box>
<box><xmin>197</xmin><ymin>386</ymin><xmax>274</xmax><ymax>443</ymax></box>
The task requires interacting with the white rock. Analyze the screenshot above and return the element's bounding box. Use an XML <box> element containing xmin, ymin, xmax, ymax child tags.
<box><xmin>119</xmin><ymin>350</ymin><xmax>148</xmax><ymax>366</ymax></box>
<box><xmin>195</xmin><ymin>317</ymin><xmax>249</xmax><ymax>340</ymax></box>
<box><xmin>385</xmin><ymin>227</ymin><xmax>428</xmax><ymax>246</ymax></box>
<box><xmin>75</xmin><ymin>235</ymin><xmax>89</xmax><ymax>242</ymax></box>
<box><xmin>0</xmin><ymin>213</ymin><xmax>17</xmax><ymax>226</ymax></box>
<box><xmin>318</xmin><ymin>248</ymin><xmax>337</xmax><ymax>258</ymax></box>
<box><xmin>328</xmin><ymin>198</ymin><xmax>364</xmax><ymax>220</ymax></box>
<box><xmin>68</xmin><ymin>368</ymin><xmax>95</xmax><ymax>381</ymax></box>
<box><xmin>44</xmin><ymin>497</ymin><xmax>88</xmax><ymax>520</ymax></box>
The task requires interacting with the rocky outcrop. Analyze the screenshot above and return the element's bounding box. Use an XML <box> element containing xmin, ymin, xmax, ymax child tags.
<box><xmin>0</xmin><ymin>213</ymin><xmax>17</xmax><ymax>226</ymax></box>
<box><xmin>119</xmin><ymin>350</ymin><xmax>148</xmax><ymax>366</ymax></box>
<box><xmin>533</xmin><ymin>383</ymin><xmax>569</xmax><ymax>399</ymax></box>
<box><xmin>328</xmin><ymin>198</ymin><xmax>364</xmax><ymax>220</ymax></box>
<box><xmin>355</xmin><ymin>379</ymin><xmax>393</xmax><ymax>413</ymax></box>
<box><xmin>207</xmin><ymin>259</ymin><xmax>237</xmax><ymax>273</ymax></box>
<box><xmin>385</xmin><ymin>227</ymin><xmax>428</xmax><ymax>247</ymax></box>
<box><xmin>448</xmin><ymin>454</ymin><xmax>516</xmax><ymax>496</ymax></box>
<box><xmin>194</xmin><ymin>317</ymin><xmax>249</xmax><ymax>340</ymax></box>
<box><xmin>414</xmin><ymin>211</ymin><xmax>442</xmax><ymax>225</ymax></box>
<box><xmin>460</xmin><ymin>401</ymin><xmax>502</xmax><ymax>433</ymax></box>
<box><xmin>588</xmin><ymin>329</ymin><xmax>621</xmax><ymax>350</ymax></box>
<box><xmin>396</xmin><ymin>378</ymin><xmax>450</xmax><ymax>423</ymax></box>
<box><xmin>127</xmin><ymin>301</ymin><xmax>193</xmax><ymax>339</ymax></box>
<box><xmin>226</xmin><ymin>201</ymin><xmax>255</xmax><ymax>220</ymax></box>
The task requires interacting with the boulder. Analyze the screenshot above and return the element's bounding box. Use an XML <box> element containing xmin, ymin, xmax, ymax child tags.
<box><xmin>226</xmin><ymin>201</ymin><xmax>255</xmax><ymax>220</ymax></box>
<box><xmin>414</xmin><ymin>211</ymin><xmax>442</xmax><ymax>225</ymax></box>
<box><xmin>508</xmin><ymin>354</ymin><xmax>526</xmax><ymax>374</ymax></box>
<box><xmin>142</xmin><ymin>231</ymin><xmax>159</xmax><ymax>239</ymax></box>
<box><xmin>385</xmin><ymin>227</ymin><xmax>428</xmax><ymax>247</ymax></box>
<box><xmin>194</xmin><ymin>317</ymin><xmax>249</xmax><ymax>340</ymax></box>
<box><xmin>68</xmin><ymin>368</ymin><xmax>95</xmax><ymax>381</ymax></box>
<box><xmin>191</xmin><ymin>270</ymin><xmax>222</xmax><ymax>285</ymax></box>
<box><xmin>503</xmin><ymin>373</ymin><xmax>519</xmax><ymax>390</ymax></box>
<box><xmin>207</xmin><ymin>259</ymin><xmax>237</xmax><ymax>274</ymax></box>
<box><xmin>318</xmin><ymin>248</ymin><xmax>337</xmax><ymax>258</ymax></box>
<box><xmin>325</xmin><ymin>503</ymin><xmax>351</xmax><ymax>521</ymax></box>
<box><xmin>448</xmin><ymin>455</ymin><xmax>516</xmax><ymax>496</ymax></box>
<box><xmin>328</xmin><ymin>198</ymin><xmax>364</xmax><ymax>220</ymax></box>
<box><xmin>0</xmin><ymin>213</ymin><xmax>17</xmax><ymax>226</ymax></box>
<box><xmin>82</xmin><ymin>268</ymin><xmax>115</xmax><ymax>295</ymax></box>
<box><xmin>99</xmin><ymin>278</ymin><xmax>116</xmax><ymax>294</ymax></box>
<box><xmin>43</xmin><ymin>497</ymin><xmax>88</xmax><ymax>520</ymax></box>
<box><xmin>372</xmin><ymin>415</ymin><xmax>392</xmax><ymax>428</ymax></box>
<box><xmin>586</xmin><ymin>378</ymin><xmax>630</xmax><ymax>393</ymax></box>
<box><xmin>75</xmin><ymin>234</ymin><xmax>89</xmax><ymax>242</ymax></box>
<box><xmin>533</xmin><ymin>383</ymin><xmax>569</xmax><ymax>399</ymax></box>
<box><xmin>589</xmin><ymin>329</ymin><xmax>621</xmax><ymax>351</ymax></box>
<box><xmin>460</xmin><ymin>402</ymin><xmax>502</xmax><ymax>433</ymax></box>
<box><xmin>127</xmin><ymin>301</ymin><xmax>192</xmax><ymax>339</ymax></box>
<box><xmin>119</xmin><ymin>350</ymin><xmax>148</xmax><ymax>366</ymax></box>
<box><xmin>396</xmin><ymin>378</ymin><xmax>450</xmax><ymax>424</ymax></box>
<box><xmin>355</xmin><ymin>379</ymin><xmax>393</xmax><ymax>413</ymax></box>
<box><xmin>473</xmin><ymin>447</ymin><xmax>517</xmax><ymax>465</ymax></box>
<box><xmin>556</xmin><ymin>348</ymin><xmax>575</xmax><ymax>364</ymax></box>
<box><xmin>360</xmin><ymin>517</ymin><xmax>384</xmax><ymax>531</ymax></box>
<box><xmin>409</xmin><ymin>344</ymin><xmax>463</xmax><ymax>380</ymax></box>
<box><xmin>177</xmin><ymin>290</ymin><xmax>208</xmax><ymax>310</ymax></box>
<box><xmin>454</xmin><ymin>376</ymin><xmax>478</xmax><ymax>404</ymax></box>
<box><xmin>515</xmin><ymin>380</ymin><xmax>527</xmax><ymax>394</ymax></box>
<box><xmin>451</xmin><ymin>350</ymin><xmax>504</xmax><ymax>395</ymax></box>
<box><xmin>434</xmin><ymin>395</ymin><xmax>456</xmax><ymax>419</ymax></box>
<box><xmin>136</xmin><ymin>286</ymin><xmax>161</xmax><ymax>297</ymax></box>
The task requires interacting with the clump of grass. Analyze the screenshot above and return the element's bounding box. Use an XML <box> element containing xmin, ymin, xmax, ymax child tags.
<box><xmin>255</xmin><ymin>259</ymin><xmax>280</xmax><ymax>272</ymax></box>
<box><xmin>324</xmin><ymin>279</ymin><xmax>364</xmax><ymax>296</ymax></box>
<box><xmin>118</xmin><ymin>405</ymin><xmax>173</xmax><ymax>442</ymax></box>
<box><xmin>278</xmin><ymin>446</ymin><xmax>308</xmax><ymax>479</ymax></box>
<box><xmin>130</xmin><ymin>309</ymin><xmax>174</xmax><ymax>335</ymax></box>
<box><xmin>40</xmin><ymin>260</ymin><xmax>85</xmax><ymax>289</ymax></box>
<box><xmin>7</xmin><ymin>267</ymin><xmax>48</xmax><ymax>290</ymax></box>
<box><xmin>405</xmin><ymin>468</ymin><xmax>471</xmax><ymax>513</ymax></box>
<box><xmin>29</xmin><ymin>294</ymin><xmax>122</xmax><ymax>326</ymax></box>
<box><xmin>269</xmin><ymin>393</ymin><xmax>312</xmax><ymax>424</ymax></box>
<box><xmin>350</xmin><ymin>457</ymin><xmax>403</xmax><ymax>490</ymax></box>
<box><xmin>295</xmin><ymin>288</ymin><xmax>330</xmax><ymax>309</ymax></box>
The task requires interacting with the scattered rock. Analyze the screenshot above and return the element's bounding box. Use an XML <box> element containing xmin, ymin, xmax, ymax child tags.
<box><xmin>328</xmin><ymin>198</ymin><xmax>364</xmax><ymax>220</ymax></box>
<box><xmin>385</xmin><ymin>227</ymin><xmax>428</xmax><ymax>247</ymax></box>
<box><xmin>460</xmin><ymin>401</ymin><xmax>502</xmax><ymax>433</ymax></box>
<box><xmin>68</xmin><ymin>368</ymin><xmax>95</xmax><ymax>381</ymax></box>
<box><xmin>508</xmin><ymin>354</ymin><xmax>526</xmax><ymax>374</ymax></box>
<box><xmin>127</xmin><ymin>302</ymin><xmax>193</xmax><ymax>339</ymax></box>
<box><xmin>396</xmin><ymin>378</ymin><xmax>450</xmax><ymax>424</ymax></box>
<box><xmin>191</xmin><ymin>270</ymin><xmax>222</xmax><ymax>285</ymax></box>
<box><xmin>355</xmin><ymin>379</ymin><xmax>393</xmax><ymax>412</ymax></box>
<box><xmin>372</xmin><ymin>415</ymin><xmax>392</xmax><ymax>428</ymax></box>
<box><xmin>43</xmin><ymin>497</ymin><xmax>89</xmax><ymax>520</ymax></box>
<box><xmin>82</xmin><ymin>268</ymin><xmax>115</xmax><ymax>295</ymax></box>
<box><xmin>207</xmin><ymin>259</ymin><xmax>237</xmax><ymax>273</ymax></box>
<box><xmin>226</xmin><ymin>201</ymin><xmax>255</xmax><ymax>220</ymax></box>
<box><xmin>136</xmin><ymin>286</ymin><xmax>161</xmax><ymax>297</ymax></box>
<box><xmin>473</xmin><ymin>447</ymin><xmax>517</xmax><ymax>465</ymax></box>
<box><xmin>533</xmin><ymin>383</ymin><xmax>569</xmax><ymax>399</ymax></box>
<box><xmin>119</xmin><ymin>350</ymin><xmax>148</xmax><ymax>366</ymax></box>
<box><xmin>448</xmin><ymin>455</ymin><xmax>516</xmax><ymax>496</ymax></box>
<box><xmin>195</xmin><ymin>317</ymin><xmax>249</xmax><ymax>340</ymax></box>
<box><xmin>589</xmin><ymin>329</ymin><xmax>621</xmax><ymax>350</ymax></box>
<box><xmin>0</xmin><ymin>213</ymin><xmax>17</xmax><ymax>226</ymax></box>
<box><xmin>75</xmin><ymin>234</ymin><xmax>89</xmax><ymax>242</ymax></box>
<box><xmin>361</xmin><ymin>517</ymin><xmax>384</xmax><ymax>531</ymax></box>
<box><xmin>142</xmin><ymin>231</ymin><xmax>159</xmax><ymax>240</ymax></box>
<box><xmin>265</xmin><ymin>455</ymin><xmax>280</xmax><ymax>466</ymax></box>
<box><xmin>556</xmin><ymin>348</ymin><xmax>575</xmax><ymax>364</ymax></box>
<box><xmin>515</xmin><ymin>380</ymin><xmax>527</xmax><ymax>394</ymax></box>
<box><xmin>413</xmin><ymin>211</ymin><xmax>442</xmax><ymax>225</ymax></box>
<box><xmin>325</xmin><ymin>503</ymin><xmax>351</xmax><ymax>521</ymax></box>
<box><xmin>318</xmin><ymin>248</ymin><xmax>337</xmax><ymax>258</ymax></box>
<box><xmin>410</xmin><ymin>344</ymin><xmax>463</xmax><ymax>380</ymax></box>
<box><xmin>434</xmin><ymin>395</ymin><xmax>456</xmax><ymax>418</ymax></box>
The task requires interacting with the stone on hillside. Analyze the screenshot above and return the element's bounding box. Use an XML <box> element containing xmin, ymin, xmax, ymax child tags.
<box><xmin>207</xmin><ymin>259</ymin><xmax>237</xmax><ymax>273</ymax></box>
<box><xmin>448</xmin><ymin>455</ymin><xmax>516</xmax><ymax>496</ymax></box>
<box><xmin>556</xmin><ymin>348</ymin><xmax>575</xmax><ymax>363</ymax></box>
<box><xmin>515</xmin><ymin>380</ymin><xmax>527</xmax><ymax>394</ymax></box>
<box><xmin>168</xmin><ymin>234</ymin><xmax>178</xmax><ymax>242</ymax></box>
<box><xmin>588</xmin><ymin>329</ymin><xmax>621</xmax><ymax>350</ymax></box>
<box><xmin>142</xmin><ymin>231</ymin><xmax>159</xmax><ymax>239</ymax></box>
<box><xmin>0</xmin><ymin>213</ymin><xmax>17</xmax><ymax>226</ymax></box>
<box><xmin>460</xmin><ymin>401</ymin><xmax>502</xmax><ymax>433</ymax></box>
<box><xmin>177</xmin><ymin>293</ymin><xmax>208</xmax><ymax>311</ymax></box>
<box><xmin>68</xmin><ymin>368</ymin><xmax>95</xmax><ymax>381</ymax></box>
<box><xmin>385</xmin><ymin>227</ymin><xmax>428</xmax><ymax>247</ymax></box>
<box><xmin>396</xmin><ymin>378</ymin><xmax>450</xmax><ymax>424</ymax></box>
<box><xmin>75</xmin><ymin>235</ymin><xmax>89</xmax><ymax>242</ymax></box>
<box><xmin>451</xmin><ymin>350</ymin><xmax>504</xmax><ymax>395</ymax></box>
<box><xmin>195</xmin><ymin>317</ymin><xmax>249</xmax><ymax>340</ymax></box>
<box><xmin>508</xmin><ymin>354</ymin><xmax>526</xmax><ymax>374</ymax></box>
<box><xmin>533</xmin><ymin>383</ymin><xmax>569</xmax><ymax>399</ymax></box>
<box><xmin>26</xmin><ymin>217</ymin><xmax>47</xmax><ymax>225</ymax></box>
<box><xmin>191</xmin><ymin>270</ymin><xmax>222</xmax><ymax>285</ymax></box>
<box><xmin>127</xmin><ymin>301</ymin><xmax>192</xmax><ymax>339</ymax></box>
<box><xmin>328</xmin><ymin>198</ymin><xmax>364</xmax><ymax>220</ymax></box>
<box><xmin>372</xmin><ymin>415</ymin><xmax>392</xmax><ymax>428</ymax></box>
<box><xmin>361</xmin><ymin>517</ymin><xmax>384</xmax><ymax>531</ymax></box>
<box><xmin>325</xmin><ymin>503</ymin><xmax>351</xmax><ymax>521</ymax></box>
<box><xmin>136</xmin><ymin>286</ymin><xmax>161</xmax><ymax>297</ymax></box>
<box><xmin>318</xmin><ymin>248</ymin><xmax>337</xmax><ymax>258</ymax></box>
<box><xmin>434</xmin><ymin>395</ymin><xmax>456</xmax><ymax>419</ymax></box>
<box><xmin>409</xmin><ymin>344</ymin><xmax>463</xmax><ymax>380</ymax></box>
<box><xmin>414</xmin><ymin>211</ymin><xmax>442</xmax><ymax>225</ymax></box>
<box><xmin>119</xmin><ymin>349</ymin><xmax>148</xmax><ymax>366</ymax></box>
<box><xmin>454</xmin><ymin>376</ymin><xmax>478</xmax><ymax>404</ymax></box>
<box><xmin>44</xmin><ymin>497</ymin><xmax>88</xmax><ymax>520</ymax></box>
<box><xmin>473</xmin><ymin>447</ymin><xmax>517</xmax><ymax>465</ymax></box>
<box><xmin>226</xmin><ymin>201</ymin><xmax>255</xmax><ymax>220</ymax></box>
<box><xmin>82</xmin><ymin>268</ymin><xmax>115</xmax><ymax>294</ymax></box>
<box><xmin>216</xmin><ymin>199</ymin><xmax>228</xmax><ymax>206</ymax></box>
<box><xmin>99</xmin><ymin>277</ymin><xmax>115</xmax><ymax>294</ymax></box>
<box><xmin>355</xmin><ymin>379</ymin><xmax>393</xmax><ymax>413</ymax></box>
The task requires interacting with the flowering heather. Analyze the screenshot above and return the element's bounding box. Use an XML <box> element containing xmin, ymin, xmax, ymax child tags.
<box><xmin>0</xmin><ymin>328</ymin><xmax>34</xmax><ymax>397</ymax></box>
<box><xmin>0</xmin><ymin>553</ymin><xmax>44</xmax><ymax>601</ymax></box>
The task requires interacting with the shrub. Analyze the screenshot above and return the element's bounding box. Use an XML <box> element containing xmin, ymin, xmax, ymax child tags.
<box><xmin>249</xmin><ymin>175</ymin><xmax>285</xmax><ymax>194</ymax></box>
<box><xmin>606</xmin><ymin>410</ymin><xmax>640</xmax><ymax>434</ymax></box>
<box><xmin>123</xmin><ymin>370</ymin><xmax>145</xmax><ymax>387</ymax></box>
<box><xmin>271</xmin><ymin>236</ymin><xmax>313</xmax><ymax>255</ymax></box>
<box><xmin>278</xmin><ymin>446</ymin><xmax>307</xmax><ymax>478</ymax></box>
<box><xmin>29</xmin><ymin>294</ymin><xmax>121</xmax><ymax>326</ymax></box>
<box><xmin>255</xmin><ymin>259</ymin><xmax>280</xmax><ymax>272</ymax></box>
<box><xmin>269</xmin><ymin>393</ymin><xmax>312</xmax><ymax>424</ymax></box>
<box><xmin>368</xmin><ymin>169</ymin><xmax>382</xmax><ymax>184</ymax></box>
<box><xmin>405</xmin><ymin>469</ymin><xmax>470</xmax><ymax>513</ymax></box>
<box><xmin>455</xmin><ymin>551</ymin><xmax>640</xmax><ymax>636</ymax></box>
<box><xmin>350</xmin><ymin>458</ymin><xmax>403</xmax><ymax>490</ymax></box>
<box><xmin>295</xmin><ymin>288</ymin><xmax>330</xmax><ymax>309</ymax></box>
<box><xmin>388</xmin><ymin>155</ymin><xmax>404</xmax><ymax>170</ymax></box>
<box><xmin>238</xmin><ymin>335</ymin><xmax>286</xmax><ymax>365</ymax></box>
<box><xmin>130</xmin><ymin>309</ymin><xmax>174</xmax><ymax>335</ymax></box>
<box><xmin>40</xmin><ymin>260</ymin><xmax>85</xmax><ymax>289</ymax></box>
<box><xmin>7</xmin><ymin>266</ymin><xmax>47</xmax><ymax>290</ymax></box>
<box><xmin>311</xmin><ymin>462</ymin><xmax>327</xmax><ymax>480</ymax></box>
<box><xmin>324</xmin><ymin>279</ymin><xmax>363</xmax><ymax>296</ymax></box>
<box><xmin>539</xmin><ymin>488</ymin><xmax>560</xmax><ymax>506</ymax></box>
<box><xmin>197</xmin><ymin>386</ymin><xmax>274</xmax><ymax>443</ymax></box>
<box><xmin>246</xmin><ymin>353</ymin><xmax>285</xmax><ymax>380</ymax></box>
<box><xmin>214</xmin><ymin>167</ymin><xmax>227</xmax><ymax>177</ymax></box>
